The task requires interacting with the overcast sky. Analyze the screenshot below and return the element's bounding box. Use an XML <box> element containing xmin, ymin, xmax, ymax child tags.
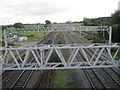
<box><xmin>0</xmin><ymin>0</ymin><xmax>119</xmax><ymax>25</ymax></box>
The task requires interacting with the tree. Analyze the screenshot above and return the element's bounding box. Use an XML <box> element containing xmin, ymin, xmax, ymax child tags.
<box><xmin>66</xmin><ymin>20</ymin><xmax>72</xmax><ymax>24</ymax></box>
<box><xmin>13</xmin><ymin>22</ymin><xmax>24</xmax><ymax>28</ymax></box>
<box><xmin>83</xmin><ymin>18</ymin><xmax>93</xmax><ymax>26</ymax></box>
<box><xmin>1</xmin><ymin>26</ymin><xmax>7</xmax><ymax>31</ymax></box>
<box><xmin>112</xmin><ymin>24</ymin><xmax>120</xmax><ymax>42</ymax></box>
<box><xmin>45</xmin><ymin>20</ymin><xmax>51</xmax><ymax>27</ymax></box>
<box><xmin>53</xmin><ymin>22</ymin><xmax>57</xmax><ymax>24</ymax></box>
<box><xmin>45</xmin><ymin>20</ymin><xmax>51</xmax><ymax>25</ymax></box>
<box><xmin>111</xmin><ymin>10</ymin><xmax>120</xmax><ymax>25</ymax></box>
<box><xmin>111</xmin><ymin>10</ymin><xmax>120</xmax><ymax>42</ymax></box>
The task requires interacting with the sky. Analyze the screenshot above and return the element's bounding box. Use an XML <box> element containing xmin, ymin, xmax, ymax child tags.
<box><xmin>0</xmin><ymin>0</ymin><xmax>119</xmax><ymax>25</ymax></box>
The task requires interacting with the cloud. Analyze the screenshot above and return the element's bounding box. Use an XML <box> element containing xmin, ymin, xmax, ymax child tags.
<box><xmin>0</xmin><ymin>0</ymin><xmax>119</xmax><ymax>25</ymax></box>
<box><xmin>0</xmin><ymin>1</ymin><xmax>70</xmax><ymax>16</ymax></box>
<box><xmin>118</xmin><ymin>1</ymin><xmax>120</xmax><ymax>10</ymax></box>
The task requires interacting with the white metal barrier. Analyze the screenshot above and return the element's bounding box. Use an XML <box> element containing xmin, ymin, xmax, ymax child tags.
<box><xmin>0</xmin><ymin>44</ymin><xmax>119</xmax><ymax>70</ymax></box>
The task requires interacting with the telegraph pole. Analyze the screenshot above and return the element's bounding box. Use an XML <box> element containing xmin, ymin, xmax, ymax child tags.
<box><xmin>109</xmin><ymin>26</ymin><xmax>112</xmax><ymax>44</ymax></box>
<box><xmin>4</xmin><ymin>30</ymin><xmax>8</xmax><ymax>47</ymax></box>
<box><xmin>38</xmin><ymin>24</ymin><xmax>40</xmax><ymax>37</ymax></box>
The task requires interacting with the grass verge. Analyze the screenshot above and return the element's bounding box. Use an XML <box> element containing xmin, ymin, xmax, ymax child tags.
<box><xmin>14</xmin><ymin>32</ymin><xmax>47</xmax><ymax>43</ymax></box>
<box><xmin>52</xmin><ymin>70</ymin><xmax>74</xmax><ymax>88</ymax></box>
<box><xmin>51</xmin><ymin>33</ymin><xmax>74</xmax><ymax>88</ymax></box>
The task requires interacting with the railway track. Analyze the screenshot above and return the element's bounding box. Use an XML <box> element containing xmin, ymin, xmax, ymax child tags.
<box><xmin>38</xmin><ymin>70</ymin><xmax>55</xmax><ymax>88</ymax></box>
<box><xmin>72</xmin><ymin>33</ymin><xmax>120</xmax><ymax>87</ymax></box>
<box><xmin>63</xmin><ymin>31</ymin><xmax>120</xmax><ymax>88</ymax></box>
<box><xmin>63</xmin><ymin>31</ymin><xmax>108</xmax><ymax>88</ymax></box>
<box><xmin>1</xmin><ymin>31</ymin><xmax>58</xmax><ymax>89</ymax></box>
<box><xmin>1</xmin><ymin>25</ymin><xmax>120</xmax><ymax>89</ymax></box>
<box><xmin>69</xmin><ymin>31</ymin><xmax>120</xmax><ymax>86</ymax></box>
<box><xmin>10</xmin><ymin>70</ymin><xmax>34</xmax><ymax>88</ymax></box>
<box><xmin>37</xmin><ymin>32</ymin><xmax>58</xmax><ymax>88</ymax></box>
<box><xmin>83</xmin><ymin>68</ymin><xmax>108</xmax><ymax>88</ymax></box>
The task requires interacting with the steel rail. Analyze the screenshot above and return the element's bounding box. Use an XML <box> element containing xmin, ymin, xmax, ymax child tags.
<box><xmin>64</xmin><ymin>31</ymin><xmax>116</xmax><ymax>88</ymax></box>
<box><xmin>2</xmin><ymin>31</ymin><xmax>57</xmax><ymax>89</ymax></box>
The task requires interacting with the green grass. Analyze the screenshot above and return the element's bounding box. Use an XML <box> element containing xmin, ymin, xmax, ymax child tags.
<box><xmin>52</xmin><ymin>70</ymin><xmax>74</xmax><ymax>88</ymax></box>
<box><xmin>111</xmin><ymin>49</ymin><xmax>120</xmax><ymax>60</ymax></box>
<box><xmin>72</xmin><ymin>23</ymin><xmax>84</xmax><ymax>26</ymax></box>
<box><xmin>51</xmin><ymin>34</ymin><xmax>74</xmax><ymax>88</ymax></box>
<box><xmin>15</xmin><ymin>31</ymin><xmax>43</xmax><ymax>37</ymax></box>
<box><xmin>80</xmin><ymin>26</ymin><xmax>98</xmax><ymax>29</ymax></box>
<box><xmin>0</xmin><ymin>30</ymin><xmax>2</xmax><ymax>47</ymax></box>
<box><xmin>74</xmin><ymin>30</ymin><xmax>108</xmax><ymax>43</ymax></box>
<box><xmin>24</xmin><ymin>25</ymin><xmax>44</xmax><ymax>28</ymax></box>
<box><xmin>49</xmin><ymin>50</ymin><xmax>61</xmax><ymax>62</ymax></box>
<box><xmin>14</xmin><ymin>31</ymin><xmax>47</xmax><ymax>43</ymax></box>
<box><xmin>0</xmin><ymin>30</ymin><xmax>2</xmax><ymax>38</ymax></box>
<box><xmin>72</xmin><ymin>23</ymin><xmax>98</xmax><ymax>28</ymax></box>
<box><xmin>49</xmin><ymin>38</ymin><xmax>64</xmax><ymax>62</ymax></box>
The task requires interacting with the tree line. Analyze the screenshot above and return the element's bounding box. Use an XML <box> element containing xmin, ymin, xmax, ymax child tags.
<box><xmin>83</xmin><ymin>10</ymin><xmax>120</xmax><ymax>42</ymax></box>
<box><xmin>1</xmin><ymin>10</ymin><xmax>119</xmax><ymax>42</ymax></box>
<box><xmin>1</xmin><ymin>20</ymin><xmax>52</xmax><ymax>30</ymax></box>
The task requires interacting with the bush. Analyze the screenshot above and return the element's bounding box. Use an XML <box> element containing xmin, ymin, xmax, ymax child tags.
<box><xmin>57</xmin><ymin>39</ymin><xmax>63</xmax><ymax>44</ymax></box>
<box><xmin>112</xmin><ymin>24</ymin><xmax>120</xmax><ymax>42</ymax></box>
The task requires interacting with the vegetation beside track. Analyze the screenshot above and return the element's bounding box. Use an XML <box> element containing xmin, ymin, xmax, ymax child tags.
<box><xmin>74</xmin><ymin>31</ymin><xmax>120</xmax><ymax>60</ymax></box>
<box><xmin>0</xmin><ymin>30</ymin><xmax>2</xmax><ymax>39</ymax></box>
<box><xmin>0</xmin><ymin>30</ymin><xmax>2</xmax><ymax>46</ymax></box>
<box><xmin>51</xmin><ymin>32</ymin><xmax>74</xmax><ymax>88</ymax></box>
<box><xmin>7</xmin><ymin>31</ymin><xmax>49</xmax><ymax>46</ymax></box>
<box><xmin>24</xmin><ymin>25</ymin><xmax>44</xmax><ymax>28</ymax></box>
<box><xmin>52</xmin><ymin>70</ymin><xmax>74</xmax><ymax>88</ymax></box>
<box><xmin>74</xmin><ymin>31</ymin><xmax>108</xmax><ymax>43</ymax></box>
<box><xmin>16</xmin><ymin>31</ymin><xmax>47</xmax><ymax>42</ymax></box>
